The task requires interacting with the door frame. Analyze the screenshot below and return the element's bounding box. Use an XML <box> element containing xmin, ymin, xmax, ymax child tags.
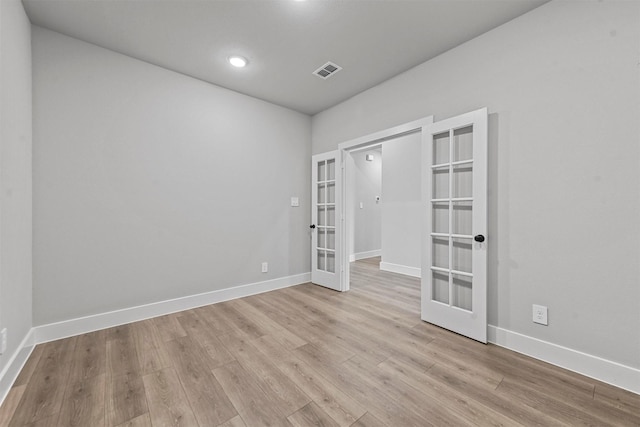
<box><xmin>337</xmin><ymin>116</ymin><xmax>434</xmax><ymax>292</ymax></box>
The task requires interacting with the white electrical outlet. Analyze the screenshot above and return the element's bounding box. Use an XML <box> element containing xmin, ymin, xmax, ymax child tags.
<box><xmin>261</xmin><ymin>262</ymin><xmax>268</xmax><ymax>273</ymax></box>
<box><xmin>532</xmin><ymin>304</ymin><xmax>548</xmax><ymax>325</ymax></box>
<box><xmin>0</xmin><ymin>328</ymin><xmax>7</xmax><ymax>355</ymax></box>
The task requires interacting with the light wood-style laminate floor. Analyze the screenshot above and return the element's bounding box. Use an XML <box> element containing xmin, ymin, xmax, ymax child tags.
<box><xmin>1</xmin><ymin>257</ymin><xmax>638</xmax><ymax>426</ymax></box>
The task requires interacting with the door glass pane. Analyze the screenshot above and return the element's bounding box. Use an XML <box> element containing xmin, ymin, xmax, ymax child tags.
<box><xmin>317</xmin><ymin>250</ymin><xmax>326</xmax><ymax>271</ymax></box>
<box><xmin>452</xmin><ymin>238</ymin><xmax>472</xmax><ymax>274</ymax></box>
<box><xmin>318</xmin><ymin>207</ymin><xmax>325</xmax><ymax>226</ymax></box>
<box><xmin>433</xmin><ymin>131</ymin><xmax>450</xmax><ymax>165</ymax></box>
<box><xmin>318</xmin><ymin>184</ymin><xmax>326</xmax><ymax>204</ymax></box>
<box><xmin>453</xmin><ymin>126</ymin><xmax>473</xmax><ymax>162</ymax></box>
<box><xmin>327</xmin><ymin>183</ymin><xmax>335</xmax><ymax>204</ymax></box>
<box><xmin>327</xmin><ymin>206</ymin><xmax>335</xmax><ymax>226</ymax></box>
<box><xmin>432</xmin><ymin>271</ymin><xmax>449</xmax><ymax>304</ymax></box>
<box><xmin>326</xmin><ymin>229</ymin><xmax>335</xmax><ymax>250</ymax></box>
<box><xmin>327</xmin><ymin>159</ymin><xmax>335</xmax><ymax>181</ymax></box>
<box><xmin>318</xmin><ymin>228</ymin><xmax>326</xmax><ymax>249</ymax></box>
<box><xmin>432</xmin><ymin>169</ymin><xmax>449</xmax><ymax>199</ymax></box>
<box><xmin>432</xmin><ymin>237</ymin><xmax>449</xmax><ymax>269</ymax></box>
<box><xmin>318</xmin><ymin>161</ymin><xmax>326</xmax><ymax>182</ymax></box>
<box><xmin>452</xmin><ymin>165</ymin><xmax>472</xmax><ymax>198</ymax></box>
<box><xmin>452</xmin><ymin>273</ymin><xmax>472</xmax><ymax>311</ymax></box>
<box><xmin>327</xmin><ymin>251</ymin><xmax>335</xmax><ymax>273</ymax></box>
<box><xmin>433</xmin><ymin>203</ymin><xmax>448</xmax><ymax>234</ymax></box>
<box><xmin>452</xmin><ymin>201</ymin><xmax>472</xmax><ymax>235</ymax></box>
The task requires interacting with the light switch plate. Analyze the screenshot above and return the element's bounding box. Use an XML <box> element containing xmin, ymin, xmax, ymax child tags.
<box><xmin>290</xmin><ymin>197</ymin><xmax>299</xmax><ymax>207</ymax></box>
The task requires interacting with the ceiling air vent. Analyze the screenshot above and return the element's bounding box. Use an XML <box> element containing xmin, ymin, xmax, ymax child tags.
<box><xmin>313</xmin><ymin>61</ymin><xmax>342</xmax><ymax>80</ymax></box>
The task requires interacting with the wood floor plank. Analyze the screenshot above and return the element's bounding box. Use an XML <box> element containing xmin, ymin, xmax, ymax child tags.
<box><xmin>193</xmin><ymin>305</ymin><xmax>238</xmax><ymax>336</ymax></box>
<box><xmin>8</xmin><ymin>337</ymin><xmax>77</xmax><ymax>426</ymax></box>
<box><xmin>114</xmin><ymin>413</ymin><xmax>152</xmax><ymax>427</ymax></box>
<box><xmin>164</xmin><ymin>336</ymin><xmax>237</xmax><ymax>426</ymax></box>
<box><xmin>212</xmin><ymin>361</ymin><xmax>293</xmax><ymax>427</ymax></box>
<box><xmin>287</xmin><ymin>402</ymin><xmax>339</xmax><ymax>427</ymax></box>
<box><xmin>214</xmin><ymin>302</ymin><xmax>269</xmax><ymax>339</ymax></box>
<box><xmin>377</xmin><ymin>356</ymin><xmax>518</xmax><ymax>427</ymax></box>
<box><xmin>142</xmin><ymin>367</ymin><xmax>199</xmax><ymax>427</ymax></box>
<box><xmin>57</xmin><ymin>373</ymin><xmax>106</xmax><ymax>427</ymax></box>
<box><xmin>22</xmin><ymin>414</ymin><xmax>59</xmax><ymax>427</ymax></box>
<box><xmin>218</xmin><ymin>331</ymin><xmax>310</xmax><ymax>415</ymax></box>
<box><xmin>106</xmin><ymin>373</ymin><xmax>148</xmax><ymax>427</ymax></box>
<box><xmin>292</xmin><ymin>346</ymin><xmax>441</xmax><ymax>427</ymax></box>
<box><xmin>343</xmin><ymin>356</ymin><xmax>474</xmax><ymax>427</ymax></box>
<box><xmin>176</xmin><ymin>310</ymin><xmax>235</xmax><ymax>369</ymax></box>
<box><xmin>425</xmin><ymin>362</ymin><xmax>564</xmax><ymax>426</ymax></box>
<box><xmin>252</xmin><ymin>294</ymin><xmax>362</xmax><ymax>363</ymax></box>
<box><xmin>131</xmin><ymin>319</ymin><xmax>172</xmax><ymax>376</ymax></box>
<box><xmin>349</xmin><ymin>412</ymin><xmax>389</xmax><ymax>427</ymax></box>
<box><xmin>106</xmin><ymin>325</ymin><xmax>141</xmax><ymax>377</ymax></box>
<box><xmin>227</xmin><ymin>297</ymin><xmax>307</xmax><ymax>350</ymax></box>
<box><xmin>251</xmin><ymin>335</ymin><xmax>366</xmax><ymax>427</ymax></box>
<box><xmin>12</xmin><ymin>345</ymin><xmax>45</xmax><ymax>388</ymax></box>
<box><xmin>496</xmin><ymin>376</ymin><xmax>638</xmax><ymax>426</ymax></box>
<box><xmin>152</xmin><ymin>314</ymin><xmax>187</xmax><ymax>343</ymax></box>
<box><xmin>0</xmin><ymin>384</ymin><xmax>26</xmax><ymax>426</ymax></box>
<box><xmin>418</xmin><ymin>338</ymin><xmax>504</xmax><ymax>390</ymax></box>
<box><xmin>68</xmin><ymin>331</ymin><xmax>107</xmax><ymax>383</ymax></box>
<box><xmin>593</xmin><ymin>381</ymin><xmax>640</xmax><ymax>418</ymax></box>
<box><xmin>218</xmin><ymin>414</ymin><xmax>247</xmax><ymax>427</ymax></box>
<box><xmin>279</xmin><ymin>289</ymin><xmax>394</xmax><ymax>365</ymax></box>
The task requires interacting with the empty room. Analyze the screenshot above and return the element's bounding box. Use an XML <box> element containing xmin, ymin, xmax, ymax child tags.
<box><xmin>1</xmin><ymin>0</ymin><xmax>639</xmax><ymax>426</ymax></box>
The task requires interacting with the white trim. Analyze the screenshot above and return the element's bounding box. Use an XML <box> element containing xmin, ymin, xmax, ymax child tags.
<box><xmin>337</xmin><ymin>116</ymin><xmax>434</xmax><ymax>152</ymax></box>
<box><xmin>33</xmin><ymin>273</ymin><xmax>310</xmax><ymax>345</ymax></box>
<box><xmin>0</xmin><ymin>329</ymin><xmax>35</xmax><ymax>407</ymax></box>
<box><xmin>488</xmin><ymin>325</ymin><xmax>640</xmax><ymax>395</ymax></box>
<box><xmin>380</xmin><ymin>261</ymin><xmax>421</xmax><ymax>278</ymax></box>
<box><xmin>351</xmin><ymin>250</ymin><xmax>381</xmax><ymax>262</ymax></box>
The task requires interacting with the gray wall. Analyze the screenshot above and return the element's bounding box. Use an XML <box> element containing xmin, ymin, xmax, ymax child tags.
<box><xmin>352</xmin><ymin>148</ymin><xmax>381</xmax><ymax>256</ymax></box>
<box><xmin>312</xmin><ymin>0</ymin><xmax>640</xmax><ymax>368</ymax></box>
<box><xmin>380</xmin><ymin>133</ymin><xmax>421</xmax><ymax>271</ymax></box>
<box><xmin>0</xmin><ymin>0</ymin><xmax>32</xmax><ymax>373</ymax></box>
<box><xmin>32</xmin><ymin>28</ymin><xmax>311</xmax><ymax>325</ymax></box>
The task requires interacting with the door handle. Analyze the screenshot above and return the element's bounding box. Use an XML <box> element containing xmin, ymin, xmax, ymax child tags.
<box><xmin>474</xmin><ymin>234</ymin><xmax>485</xmax><ymax>243</ymax></box>
<box><xmin>310</xmin><ymin>224</ymin><xmax>316</xmax><ymax>229</ymax></box>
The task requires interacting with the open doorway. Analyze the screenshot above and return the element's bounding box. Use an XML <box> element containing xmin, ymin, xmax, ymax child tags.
<box><xmin>347</xmin><ymin>133</ymin><xmax>423</xmax><ymax>274</ymax></box>
<box><xmin>340</xmin><ymin>116</ymin><xmax>433</xmax><ymax>293</ymax></box>
<box><xmin>348</xmin><ymin>146</ymin><xmax>382</xmax><ymax>264</ymax></box>
<box><xmin>345</xmin><ymin>133</ymin><xmax>423</xmax><ymax>314</ymax></box>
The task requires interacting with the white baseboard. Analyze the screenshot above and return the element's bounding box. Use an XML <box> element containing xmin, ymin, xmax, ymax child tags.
<box><xmin>351</xmin><ymin>250</ymin><xmax>381</xmax><ymax>262</ymax></box>
<box><xmin>33</xmin><ymin>272</ymin><xmax>310</xmax><ymax>345</ymax></box>
<box><xmin>488</xmin><ymin>325</ymin><xmax>640</xmax><ymax>395</ymax></box>
<box><xmin>0</xmin><ymin>329</ymin><xmax>35</xmax><ymax>407</ymax></box>
<box><xmin>379</xmin><ymin>261</ymin><xmax>421</xmax><ymax>278</ymax></box>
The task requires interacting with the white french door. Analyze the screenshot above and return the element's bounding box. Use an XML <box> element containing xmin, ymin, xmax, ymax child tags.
<box><xmin>422</xmin><ymin>108</ymin><xmax>488</xmax><ymax>343</ymax></box>
<box><xmin>311</xmin><ymin>151</ymin><xmax>342</xmax><ymax>291</ymax></box>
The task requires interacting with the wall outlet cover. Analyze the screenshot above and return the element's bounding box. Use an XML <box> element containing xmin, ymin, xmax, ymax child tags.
<box><xmin>532</xmin><ymin>304</ymin><xmax>548</xmax><ymax>326</ymax></box>
<box><xmin>0</xmin><ymin>328</ymin><xmax>7</xmax><ymax>355</ymax></box>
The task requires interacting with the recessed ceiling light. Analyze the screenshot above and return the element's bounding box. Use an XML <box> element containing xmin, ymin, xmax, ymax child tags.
<box><xmin>228</xmin><ymin>56</ymin><xmax>247</xmax><ymax>68</ymax></box>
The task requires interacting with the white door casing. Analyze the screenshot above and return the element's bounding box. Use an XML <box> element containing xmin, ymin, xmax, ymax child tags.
<box><xmin>311</xmin><ymin>151</ymin><xmax>342</xmax><ymax>291</ymax></box>
<box><xmin>421</xmin><ymin>108</ymin><xmax>488</xmax><ymax>343</ymax></box>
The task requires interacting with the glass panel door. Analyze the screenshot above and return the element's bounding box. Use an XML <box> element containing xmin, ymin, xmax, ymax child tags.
<box><xmin>422</xmin><ymin>108</ymin><xmax>487</xmax><ymax>343</ymax></box>
<box><xmin>311</xmin><ymin>151</ymin><xmax>342</xmax><ymax>291</ymax></box>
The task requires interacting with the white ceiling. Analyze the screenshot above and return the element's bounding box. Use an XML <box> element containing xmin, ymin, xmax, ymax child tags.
<box><xmin>23</xmin><ymin>0</ymin><xmax>548</xmax><ymax>115</ymax></box>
